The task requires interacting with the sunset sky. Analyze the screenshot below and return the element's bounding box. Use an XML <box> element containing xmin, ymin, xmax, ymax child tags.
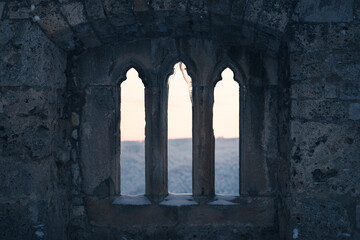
<box><xmin>120</xmin><ymin>64</ymin><xmax>239</xmax><ymax>141</ymax></box>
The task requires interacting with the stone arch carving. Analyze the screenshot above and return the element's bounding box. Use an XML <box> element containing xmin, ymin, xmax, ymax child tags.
<box><xmin>211</xmin><ymin>58</ymin><xmax>246</xmax><ymax>87</ymax></box>
<box><xmin>115</xmin><ymin>60</ymin><xmax>148</xmax><ymax>87</ymax></box>
<box><xmin>160</xmin><ymin>55</ymin><xmax>197</xmax><ymax>87</ymax></box>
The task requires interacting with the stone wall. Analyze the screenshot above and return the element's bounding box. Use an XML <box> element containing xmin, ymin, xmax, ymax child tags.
<box><xmin>0</xmin><ymin>13</ymin><xmax>69</xmax><ymax>240</ymax></box>
<box><xmin>0</xmin><ymin>0</ymin><xmax>359</xmax><ymax>239</ymax></box>
<box><xmin>287</xmin><ymin>0</ymin><xmax>360</xmax><ymax>239</ymax></box>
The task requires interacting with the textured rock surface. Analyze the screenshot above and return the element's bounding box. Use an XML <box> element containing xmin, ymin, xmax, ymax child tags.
<box><xmin>0</xmin><ymin>17</ymin><xmax>69</xmax><ymax>240</ymax></box>
<box><xmin>286</xmin><ymin>0</ymin><xmax>360</xmax><ymax>238</ymax></box>
<box><xmin>0</xmin><ymin>0</ymin><xmax>359</xmax><ymax>239</ymax></box>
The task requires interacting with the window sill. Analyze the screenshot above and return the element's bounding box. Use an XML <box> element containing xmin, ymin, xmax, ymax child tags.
<box><xmin>85</xmin><ymin>195</ymin><xmax>275</xmax><ymax>228</ymax></box>
<box><xmin>112</xmin><ymin>194</ymin><xmax>242</xmax><ymax>207</ymax></box>
<box><xmin>112</xmin><ymin>195</ymin><xmax>151</xmax><ymax>205</ymax></box>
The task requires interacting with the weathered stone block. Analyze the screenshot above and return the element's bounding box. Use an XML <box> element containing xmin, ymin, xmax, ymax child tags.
<box><xmin>103</xmin><ymin>0</ymin><xmax>136</xmax><ymax>28</ymax></box>
<box><xmin>0</xmin><ymin>203</ymin><xmax>32</xmax><ymax>239</ymax></box>
<box><xmin>211</xmin><ymin>0</ymin><xmax>230</xmax><ymax>15</ymax></box>
<box><xmin>0</xmin><ymin>22</ymin><xmax>66</xmax><ymax>87</ymax></box>
<box><xmin>71</xmin><ymin>129</ymin><xmax>78</xmax><ymax>140</ymax></box>
<box><xmin>288</xmin><ymin>24</ymin><xmax>328</xmax><ymax>52</ymax></box>
<box><xmin>290</xmin><ymin>120</ymin><xmax>360</xmax><ymax>195</ymax></box>
<box><xmin>291</xmin><ymin>82</ymin><xmax>323</xmax><ymax>99</ymax></box>
<box><xmin>332</xmin><ymin>62</ymin><xmax>360</xmax><ymax>84</ymax></box>
<box><xmin>328</xmin><ymin>23</ymin><xmax>360</xmax><ymax>51</ymax></box>
<box><xmin>150</xmin><ymin>0</ymin><xmax>186</xmax><ymax>11</ymax></box>
<box><xmin>0</xmin><ymin>86</ymin><xmax>65</xmax><ymax>161</ymax></box>
<box><xmin>35</xmin><ymin>2</ymin><xmax>75</xmax><ymax>49</ymax></box>
<box><xmin>258</xmin><ymin>4</ymin><xmax>289</xmax><ymax>32</ymax></box>
<box><xmin>243</xmin><ymin>0</ymin><xmax>262</xmax><ymax>23</ymax></box>
<box><xmin>293</xmin><ymin>0</ymin><xmax>353</xmax><ymax>23</ymax></box>
<box><xmin>356</xmin><ymin>0</ymin><xmax>360</xmax><ymax>20</ymax></box>
<box><xmin>72</xmin><ymin>112</ymin><xmax>80</xmax><ymax>127</ymax></box>
<box><xmin>72</xmin><ymin>206</ymin><xmax>85</xmax><ymax>217</ymax></box>
<box><xmin>77</xmin><ymin>46</ymin><xmax>116</xmax><ymax>87</ymax></box>
<box><xmin>0</xmin><ymin>161</ymin><xmax>33</xmax><ymax>197</ymax></box>
<box><xmin>230</xmin><ymin>0</ymin><xmax>246</xmax><ymax>22</ymax></box>
<box><xmin>340</xmin><ymin>83</ymin><xmax>360</xmax><ymax>100</ymax></box>
<box><xmin>56</xmin><ymin>149</ymin><xmax>71</xmax><ymax>164</ymax></box>
<box><xmin>72</xmin><ymin>163</ymin><xmax>81</xmax><ymax>187</ymax></box>
<box><xmin>84</xmin><ymin>0</ymin><xmax>106</xmax><ymax>20</ymax></box>
<box><xmin>72</xmin><ymin>23</ymin><xmax>102</xmax><ymax>48</ymax></box>
<box><xmin>133</xmin><ymin>0</ymin><xmax>149</xmax><ymax>12</ymax></box>
<box><xmin>61</xmin><ymin>2</ymin><xmax>87</xmax><ymax>27</ymax></box>
<box><xmin>80</xmin><ymin>87</ymin><xmax>116</xmax><ymax>195</ymax></box>
<box><xmin>71</xmin><ymin>148</ymin><xmax>77</xmax><ymax>161</ymax></box>
<box><xmin>288</xmin><ymin>197</ymin><xmax>351</xmax><ymax>239</ymax></box>
<box><xmin>0</xmin><ymin>2</ymin><xmax>5</xmax><ymax>18</ymax></box>
<box><xmin>24</xmin><ymin>127</ymin><xmax>51</xmax><ymax>159</ymax></box>
<box><xmin>254</xmin><ymin>31</ymin><xmax>280</xmax><ymax>56</ymax></box>
<box><xmin>330</xmin><ymin>51</ymin><xmax>360</xmax><ymax>66</ymax></box>
<box><xmin>89</xmin><ymin>19</ymin><xmax>118</xmax><ymax>43</ymax></box>
<box><xmin>188</xmin><ymin>0</ymin><xmax>209</xmax><ymax>15</ymax></box>
<box><xmin>291</xmin><ymin>100</ymin><xmax>347</xmax><ymax>121</ymax></box>
<box><xmin>7</xmin><ymin>1</ymin><xmax>30</xmax><ymax>19</ymax></box>
<box><xmin>289</xmin><ymin>51</ymin><xmax>328</xmax><ymax>82</ymax></box>
<box><xmin>325</xmin><ymin>84</ymin><xmax>338</xmax><ymax>99</ymax></box>
<box><xmin>0</xmin><ymin>20</ymin><xmax>14</xmax><ymax>45</ymax></box>
<box><xmin>79</xmin><ymin>31</ymin><xmax>102</xmax><ymax>48</ymax></box>
<box><xmin>357</xmin><ymin>205</ymin><xmax>360</xmax><ymax>229</ymax></box>
<box><xmin>35</xmin><ymin>4</ymin><xmax>67</xmax><ymax>34</ymax></box>
<box><xmin>349</xmin><ymin>103</ymin><xmax>360</xmax><ymax>120</ymax></box>
<box><xmin>0</xmin><ymin>120</ymin><xmax>51</xmax><ymax>160</ymax></box>
<box><xmin>325</xmin><ymin>72</ymin><xmax>342</xmax><ymax>87</ymax></box>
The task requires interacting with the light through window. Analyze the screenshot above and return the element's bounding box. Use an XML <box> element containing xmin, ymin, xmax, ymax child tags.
<box><xmin>213</xmin><ymin>68</ymin><xmax>239</xmax><ymax>195</ymax></box>
<box><xmin>120</xmin><ymin>68</ymin><xmax>145</xmax><ymax>195</ymax></box>
<box><xmin>167</xmin><ymin>62</ymin><xmax>192</xmax><ymax>193</ymax></box>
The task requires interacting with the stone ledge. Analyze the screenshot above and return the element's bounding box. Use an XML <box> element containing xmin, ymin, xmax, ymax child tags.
<box><xmin>85</xmin><ymin>196</ymin><xmax>275</xmax><ymax>228</ymax></box>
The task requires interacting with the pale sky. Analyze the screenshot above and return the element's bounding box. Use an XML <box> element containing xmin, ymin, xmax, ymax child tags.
<box><xmin>168</xmin><ymin>63</ymin><xmax>192</xmax><ymax>139</ymax></box>
<box><xmin>120</xmin><ymin>65</ymin><xmax>239</xmax><ymax>141</ymax></box>
<box><xmin>120</xmin><ymin>69</ymin><xmax>145</xmax><ymax>141</ymax></box>
<box><xmin>213</xmin><ymin>68</ymin><xmax>239</xmax><ymax>138</ymax></box>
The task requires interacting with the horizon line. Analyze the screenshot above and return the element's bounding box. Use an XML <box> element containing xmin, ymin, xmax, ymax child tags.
<box><xmin>121</xmin><ymin>137</ymin><xmax>240</xmax><ymax>142</ymax></box>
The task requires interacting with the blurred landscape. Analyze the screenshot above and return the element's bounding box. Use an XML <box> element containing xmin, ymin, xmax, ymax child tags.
<box><xmin>121</xmin><ymin>138</ymin><xmax>239</xmax><ymax>195</ymax></box>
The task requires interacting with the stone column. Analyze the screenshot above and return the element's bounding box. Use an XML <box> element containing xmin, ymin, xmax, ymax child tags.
<box><xmin>145</xmin><ymin>86</ymin><xmax>168</xmax><ymax>197</ymax></box>
<box><xmin>80</xmin><ymin>86</ymin><xmax>117</xmax><ymax>196</ymax></box>
<box><xmin>115</xmin><ymin>86</ymin><xmax>121</xmax><ymax>195</ymax></box>
<box><xmin>192</xmin><ymin>86</ymin><xmax>215</xmax><ymax>196</ymax></box>
<box><xmin>239</xmin><ymin>85</ymin><xmax>244</xmax><ymax>196</ymax></box>
<box><xmin>241</xmin><ymin>84</ymin><xmax>269</xmax><ymax>195</ymax></box>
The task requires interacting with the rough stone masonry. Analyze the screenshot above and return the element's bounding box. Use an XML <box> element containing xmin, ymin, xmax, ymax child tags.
<box><xmin>0</xmin><ymin>0</ymin><xmax>359</xmax><ymax>240</ymax></box>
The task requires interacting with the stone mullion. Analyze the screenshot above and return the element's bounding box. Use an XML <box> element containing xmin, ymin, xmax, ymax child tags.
<box><xmin>192</xmin><ymin>85</ymin><xmax>215</xmax><ymax>197</ymax></box>
<box><xmin>115</xmin><ymin>86</ymin><xmax>121</xmax><ymax>195</ymax></box>
<box><xmin>241</xmin><ymin>84</ymin><xmax>269</xmax><ymax>195</ymax></box>
<box><xmin>239</xmin><ymin>85</ymin><xmax>245</xmax><ymax>196</ymax></box>
<box><xmin>145</xmin><ymin>85</ymin><xmax>168</xmax><ymax>198</ymax></box>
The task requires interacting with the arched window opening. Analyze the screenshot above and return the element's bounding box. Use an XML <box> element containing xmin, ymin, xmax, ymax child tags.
<box><xmin>168</xmin><ymin>62</ymin><xmax>192</xmax><ymax>194</ymax></box>
<box><xmin>213</xmin><ymin>68</ymin><xmax>239</xmax><ymax>195</ymax></box>
<box><xmin>120</xmin><ymin>68</ymin><xmax>145</xmax><ymax>195</ymax></box>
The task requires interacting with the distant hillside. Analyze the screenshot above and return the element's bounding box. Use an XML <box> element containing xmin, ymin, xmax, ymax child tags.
<box><xmin>121</xmin><ymin>138</ymin><xmax>239</xmax><ymax>195</ymax></box>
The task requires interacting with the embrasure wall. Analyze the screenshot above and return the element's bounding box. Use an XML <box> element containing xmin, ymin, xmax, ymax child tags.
<box><xmin>0</xmin><ymin>1</ymin><xmax>359</xmax><ymax>239</ymax></box>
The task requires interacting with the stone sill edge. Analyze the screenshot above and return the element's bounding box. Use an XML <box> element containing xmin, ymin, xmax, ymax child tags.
<box><xmin>110</xmin><ymin>194</ymin><xmax>274</xmax><ymax>207</ymax></box>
